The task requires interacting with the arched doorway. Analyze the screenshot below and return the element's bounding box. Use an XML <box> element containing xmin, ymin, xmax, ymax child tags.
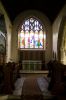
<box><xmin>0</xmin><ymin>14</ymin><xmax>6</xmax><ymax>64</ymax></box>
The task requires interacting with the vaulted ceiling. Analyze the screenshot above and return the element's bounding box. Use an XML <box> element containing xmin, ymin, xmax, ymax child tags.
<box><xmin>1</xmin><ymin>0</ymin><xmax>66</xmax><ymax>24</ymax></box>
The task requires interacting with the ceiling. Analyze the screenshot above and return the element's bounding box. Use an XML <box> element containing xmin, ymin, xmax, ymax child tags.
<box><xmin>1</xmin><ymin>0</ymin><xmax>66</xmax><ymax>24</ymax></box>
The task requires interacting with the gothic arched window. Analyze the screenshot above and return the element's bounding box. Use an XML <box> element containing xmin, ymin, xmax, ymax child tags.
<box><xmin>18</xmin><ymin>17</ymin><xmax>46</xmax><ymax>50</ymax></box>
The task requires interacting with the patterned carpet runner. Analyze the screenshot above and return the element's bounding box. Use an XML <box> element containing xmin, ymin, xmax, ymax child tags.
<box><xmin>22</xmin><ymin>77</ymin><xmax>43</xmax><ymax>100</ymax></box>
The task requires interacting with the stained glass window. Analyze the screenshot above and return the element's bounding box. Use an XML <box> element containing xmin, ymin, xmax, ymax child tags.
<box><xmin>18</xmin><ymin>17</ymin><xmax>46</xmax><ymax>50</ymax></box>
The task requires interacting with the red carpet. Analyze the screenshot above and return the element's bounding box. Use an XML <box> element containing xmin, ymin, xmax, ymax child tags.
<box><xmin>22</xmin><ymin>77</ymin><xmax>43</xmax><ymax>100</ymax></box>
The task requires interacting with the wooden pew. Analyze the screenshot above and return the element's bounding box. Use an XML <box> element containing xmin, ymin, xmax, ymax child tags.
<box><xmin>0</xmin><ymin>64</ymin><xmax>4</xmax><ymax>94</ymax></box>
<box><xmin>3</xmin><ymin>62</ymin><xmax>20</xmax><ymax>94</ymax></box>
<box><xmin>48</xmin><ymin>60</ymin><xmax>66</xmax><ymax>95</ymax></box>
<box><xmin>3</xmin><ymin>62</ymin><xmax>13</xmax><ymax>94</ymax></box>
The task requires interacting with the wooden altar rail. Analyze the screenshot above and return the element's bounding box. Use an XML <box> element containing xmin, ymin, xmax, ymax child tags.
<box><xmin>19</xmin><ymin>70</ymin><xmax>49</xmax><ymax>77</ymax></box>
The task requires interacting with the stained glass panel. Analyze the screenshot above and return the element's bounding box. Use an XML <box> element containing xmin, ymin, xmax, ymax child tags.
<box><xmin>25</xmin><ymin>32</ymin><xmax>30</xmax><ymax>48</ymax></box>
<box><xmin>35</xmin><ymin>31</ymin><xmax>38</xmax><ymax>48</ymax></box>
<box><xmin>20</xmin><ymin>31</ymin><xmax>24</xmax><ymax>48</ymax></box>
<box><xmin>44</xmin><ymin>32</ymin><xmax>46</xmax><ymax>49</ymax></box>
<box><xmin>30</xmin><ymin>30</ymin><xmax>34</xmax><ymax>48</ymax></box>
<box><xmin>39</xmin><ymin>31</ymin><xmax>43</xmax><ymax>48</ymax></box>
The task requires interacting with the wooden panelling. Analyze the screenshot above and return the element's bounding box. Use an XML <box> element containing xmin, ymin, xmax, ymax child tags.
<box><xmin>19</xmin><ymin>50</ymin><xmax>45</xmax><ymax>61</ymax></box>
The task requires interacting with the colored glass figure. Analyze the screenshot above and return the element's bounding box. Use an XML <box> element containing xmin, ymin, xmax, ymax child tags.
<box><xmin>20</xmin><ymin>31</ymin><xmax>24</xmax><ymax>48</ymax></box>
<box><xmin>30</xmin><ymin>30</ymin><xmax>34</xmax><ymax>48</ymax></box>
<box><xmin>39</xmin><ymin>30</ymin><xmax>43</xmax><ymax>48</ymax></box>
<box><xmin>35</xmin><ymin>31</ymin><xmax>38</xmax><ymax>48</ymax></box>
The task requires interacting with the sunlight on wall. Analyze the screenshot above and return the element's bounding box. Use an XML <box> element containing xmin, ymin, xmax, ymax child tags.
<box><xmin>7</xmin><ymin>31</ymin><xmax>11</xmax><ymax>62</ymax></box>
<box><xmin>62</xmin><ymin>53</ymin><xmax>66</xmax><ymax>65</ymax></box>
<box><xmin>61</xmin><ymin>24</ymin><xmax>66</xmax><ymax>65</ymax></box>
<box><xmin>53</xmin><ymin>32</ymin><xmax>58</xmax><ymax>54</ymax></box>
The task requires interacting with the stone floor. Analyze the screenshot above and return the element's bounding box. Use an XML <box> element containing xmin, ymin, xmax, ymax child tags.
<box><xmin>13</xmin><ymin>77</ymin><xmax>26</xmax><ymax>96</ymax></box>
<box><xmin>13</xmin><ymin>76</ymin><xmax>53</xmax><ymax>99</ymax></box>
<box><xmin>0</xmin><ymin>76</ymin><xmax>66</xmax><ymax>100</ymax></box>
